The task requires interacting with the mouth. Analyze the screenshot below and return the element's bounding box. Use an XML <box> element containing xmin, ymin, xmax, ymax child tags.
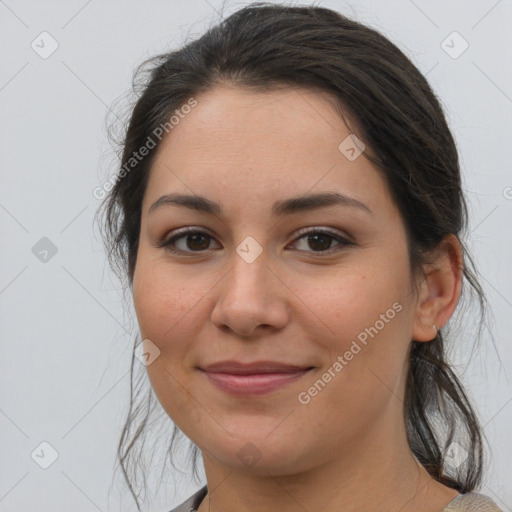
<box><xmin>197</xmin><ymin>360</ymin><xmax>314</xmax><ymax>396</ymax></box>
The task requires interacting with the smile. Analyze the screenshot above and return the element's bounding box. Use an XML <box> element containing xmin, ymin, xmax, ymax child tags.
<box><xmin>199</xmin><ymin>368</ymin><xmax>314</xmax><ymax>396</ymax></box>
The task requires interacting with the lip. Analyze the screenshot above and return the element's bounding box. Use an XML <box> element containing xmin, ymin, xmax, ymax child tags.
<box><xmin>198</xmin><ymin>360</ymin><xmax>314</xmax><ymax>396</ymax></box>
<box><xmin>200</xmin><ymin>360</ymin><xmax>313</xmax><ymax>374</ymax></box>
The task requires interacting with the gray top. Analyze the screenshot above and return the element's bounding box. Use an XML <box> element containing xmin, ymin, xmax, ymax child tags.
<box><xmin>168</xmin><ymin>486</ymin><xmax>503</xmax><ymax>512</ymax></box>
<box><xmin>443</xmin><ymin>492</ymin><xmax>503</xmax><ymax>511</ymax></box>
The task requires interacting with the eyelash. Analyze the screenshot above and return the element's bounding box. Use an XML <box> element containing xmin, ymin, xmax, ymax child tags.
<box><xmin>158</xmin><ymin>227</ymin><xmax>354</xmax><ymax>256</ymax></box>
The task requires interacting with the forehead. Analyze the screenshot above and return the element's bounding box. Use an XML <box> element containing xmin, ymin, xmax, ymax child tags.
<box><xmin>155</xmin><ymin>84</ymin><xmax>352</xmax><ymax>161</ymax></box>
<box><xmin>143</xmin><ymin>85</ymin><xmax>394</xmax><ymax>220</ymax></box>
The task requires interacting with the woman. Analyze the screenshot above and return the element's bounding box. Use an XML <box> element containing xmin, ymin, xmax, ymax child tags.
<box><xmin>98</xmin><ymin>3</ymin><xmax>503</xmax><ymax>511</ymax></box>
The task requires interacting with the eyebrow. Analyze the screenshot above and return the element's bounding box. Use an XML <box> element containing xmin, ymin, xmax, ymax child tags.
<box><xmin>147</xmin><ymin>191</ymin><xmax>373</xmax><ymax>217</ymax></box>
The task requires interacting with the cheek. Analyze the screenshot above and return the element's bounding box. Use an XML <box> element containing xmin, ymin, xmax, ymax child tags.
<box><xmin>132</xmin><ymin>258</ymin><xmax>195</xmax><ymax>342</ymax></box>
<box><xmin>302</xmin><ymin>260</ymin><xmax>411</xmax><ymax>401</ymax></box>
<box><xmin>308</xmin><ymin>263</ymin><xmax>407</xmax><ymax>345</ymax></box>
<box><xmin>132</xmin><ymin>261</ymin><xmax>207</xmax><ymax>427</ymax></box>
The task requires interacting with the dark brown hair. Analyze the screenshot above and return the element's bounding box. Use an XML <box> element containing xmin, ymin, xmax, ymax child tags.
<box><xmin>96</xmin><ymin>3</ymin><xmax>494</xmax><ymax>509</ymax></box>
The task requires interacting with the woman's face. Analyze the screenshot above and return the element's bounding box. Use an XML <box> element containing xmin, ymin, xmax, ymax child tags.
<box><xmin>132</xmin><ymin>85</ymin><xmax>424</xmax><ymax>474</ymax></box>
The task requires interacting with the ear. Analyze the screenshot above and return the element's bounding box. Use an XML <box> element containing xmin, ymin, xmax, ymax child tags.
<box><xmin>411</xmin><ymin>234</ymin><xmax>464</xmax><ymax>342</ymax></box>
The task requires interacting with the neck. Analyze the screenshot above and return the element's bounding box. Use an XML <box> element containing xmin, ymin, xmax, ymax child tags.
<box><xmin>197</xmin><ymin>413</ymin><xmax>459</xmax><ymax>512</ymax></box>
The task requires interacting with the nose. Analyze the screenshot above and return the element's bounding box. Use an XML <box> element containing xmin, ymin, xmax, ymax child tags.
<box><xmin>210</xmin><ymin>247</ymin><xmax>290</xmax><ymax>338</ymax></box>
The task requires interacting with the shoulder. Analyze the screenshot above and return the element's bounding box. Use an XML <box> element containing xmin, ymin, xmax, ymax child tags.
<box><xmin>167</xmin><ymin>485</ymin><xmax>208</xmax><ymax>512</ymax></box>
<box><xmin>442</xmin><ymin>491</ymin><xmax>503</xmax><ymax>511</ymax></box>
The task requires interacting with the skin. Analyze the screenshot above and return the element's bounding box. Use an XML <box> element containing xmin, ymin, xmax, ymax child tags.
<box><xmin>132</xmin><ymin>84</ymin><xmax>463</xmax><ymax>512</ymax></box>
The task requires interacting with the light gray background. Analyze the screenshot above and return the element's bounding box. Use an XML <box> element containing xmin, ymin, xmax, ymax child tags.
<box><xmin>1</xmin><ymin>0</ymin><xmax>511</xmax><ymax>511</ymax></box>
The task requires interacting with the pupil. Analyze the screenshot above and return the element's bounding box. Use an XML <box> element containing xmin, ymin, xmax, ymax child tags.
<box><xmin>308</xmin><ymin>234</ymin><xmax>332</xmax><ymax>251</ymax></box>
<box><xmin>188</xmin><ymin>234</ymin><xmax>209</xmax><ymax>250</ymax></box>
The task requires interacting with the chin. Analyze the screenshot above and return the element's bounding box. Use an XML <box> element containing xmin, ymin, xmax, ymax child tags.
<box><xmin>201</xmin><ymin>429</ymin><xmax>317</xmax><ymax>475</ymax></box>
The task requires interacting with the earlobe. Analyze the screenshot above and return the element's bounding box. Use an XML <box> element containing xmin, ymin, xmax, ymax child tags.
<box><xmin>411</xmin><ymin>234</ymin><xmax>463</xmax><ymax>342</ymax></box>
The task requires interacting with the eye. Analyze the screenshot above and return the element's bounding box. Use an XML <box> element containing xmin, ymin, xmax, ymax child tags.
<box><xmin>158</xmin><ymin>227</ymin><xmax>354</xmax><ymax>255</ymax></box>
<box><xmin>159</xmin><ymin>228</ymin><xmax>219</xmax><ymax>254</ymax></box>
<box><xmin>288</xmin><ymin>227</ymin><xmax>354</xmax><ymax>254</ymax></box>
